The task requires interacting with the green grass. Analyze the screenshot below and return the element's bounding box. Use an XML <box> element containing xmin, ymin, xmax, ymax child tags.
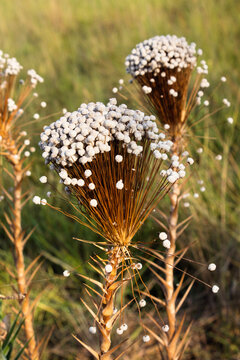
<box><xmin>0</xmin><ymin>0</ymin><xmax>239</xmax><ymax>358</ymax></box>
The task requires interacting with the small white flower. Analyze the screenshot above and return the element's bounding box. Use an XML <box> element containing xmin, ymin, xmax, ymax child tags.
<box><xmin>200</xmin><ymin>186</ymin><xmax>206</xmax><ymax>192</ymax></box>
<box><xmin>227</xmin><ymin>117</ymin><xmax>233</xmax><ymax>124</ymax></box>
<box><xmin>115</xmin><ymin>155</ymin><xmax>123</xmax><ymax>163</ymax></box>
<box><xmin>112</xmin><ymin>87</ymin><xmax>118</xmax><ymax>93</ymax></box>
<box><xmin>163</xmin><ymin>240</ymin><xmax>171</xmax><ymax>249</ymax></box>
<box><xmin>26</xmin><ymin>170</ymin><xmax>31</xmax><ymax>176</ymax></box>
<box><xmin>33</xmin><ymin>195</ymin><xmax>41</xmax><ymax>205</ymax></box>
<box><xmin>24</xmin><ymin>151</ymin><xmax>30</xmax><ymax>157</ymax></box>
<box><xmin>204</xmin><ymin>100</ymin><xmax>209</xmax><ymax>106</ymax></box>
<box><xmin>142</xmin><ymin>85</ymin><xmax>152</xmax><ymax>94</ymax></box>
<box><xmin>77</xmin><ymin>179</ymin><xmax>85</xmax><ymax>187</ymax></box>
<box><xmin>41</xmin><ymin>101</ymin><xmax>47</xmax><ymax>108</ymax></box>
<box><xmin>223</xmin><ymin>98</ymin><xmax>231</xmax><ymax>107</ymax></box>
<box><xmin>121</xmin><ymin>323</ymin><xmax>128</xmax><ymax>331</ymax></box>
<box><xmin>63</xmin><ymin>270</ymin><xmax>70</xmax><ymax>277</ymax></box>
<box><xmin>24</xmin><ymin>139</ymin><xmax>30</xmax><ymax>146</ymax></box>
<box><xmin>159</xmin><ymin>232</ymin><xmax>167</xmax><ymax>240</ymax></box>
<box><xmin>221</xmin><ymin>76</ymin><xmax>227</xmax><ymax>82</ymax></box>
<box><xmin>41</xmin><ymin>198</ymin><xmax>47</xmax><ymax>205</ymax></box>
<box><xmin>183</xmin><ymin>202</ymin><xmax>190</xmax><ymax>208</ymax></box>
<box><xmin>89</xmin><ymin>183</ymin><xmax>95</xmax><ymax>190</ymax></box>
<box><xmin>139</xmin><ymin>299</ymin><xmax>146</xmax><ymax>308</ymax></box>
<box><xmin>116</xmin><ymin>328</ymin><xmax>123</xmax><ymax>335</ymax></box>
<box><xmin>39</xmin><ymin>176</ymin><xmax>47</xmax><ymax>183</ymax></box>
<box><xmin>187</xmin><ymin>157</ymin><xmax>194</xmax><ymax>165</ymax></box>
<box><xmin>178</xmin><ymin>170</ymin><xmax>186</xmax><ymax>178</ymax></box>
<box><xmin>84</xmin><ymin>169</ymin><xmax>92</xmax><ymax>178</ymax></box>
<box><xmin>208</xmin><ymin>263</ymin><xmax>216</xmax><ymax>271</ymax></box>
<box><xmin>105</xmin><ymin>264</ymin><xmax>113</xmax><ymax>273</ymax></box>
<box><xmin>182</xmin><ymin>151</ymin><xmax>189</xmax><ymax>157</ymax></box>
<box><xmin>162</xmin><ymin>325</ymin><xmax>169</xmax><ymax>332</ymax></box>
<box><xmin>193</xmin><ymin>193</ymin><xmax>199</xmax><ymax>198</ymax></box>
<box><xmin>62</xmin><ymin>108</ymin><xmax>67</xmax><ymax>114</ymax></box>
<box><xmin>116</xmin><ymin>180</ymin><xmax>124</xmax><ymax>190</ymax></box>
<box><xmin>215</xmin><ymin>154</ymin><xmax>222</xmax><ymax>161</ymax></box>
<box><xmin>119</xmin><ymin>79</ymin><xmax>124</xmax><ymax>85</ymax></box>
<box><xmin>197</xmin><ymin>147</ymin><xmax>203</xmax><ymax>154</ymax></box>
<box><xmin>212</xmin><ymin>285</ymin><xmax>219</xmax><ymax>293</ymax></box>
<box><xmin>136</xmin><ymin>263</ymin><xmax>142</xmax><ymax>270</ymax></box>
<box><xmin>90</xmin><ymin>199</ymin><xmax>97</xmax><ymax>207</ymax></box>
<box><xmin>47</xmin><ymin>191</ymin><xmax>51</xmax><ymax>197</ymax></box>
<box><xmin>143</xmin><ymin>335</ymin><xmax>150</xmax><ymax>343</ymax></box>
<box><xmin>89</xmin><ymin>326</ymin><xmax>97</xmax><ymax>334</ymax></box>
<box><xmin>164</xmin><ymin>124</ymin><xmax>170</xmax><ymax>130</ymax></box>
<box><xmin>59</xmin><ymin>169</ymin><xmax>68</xmax><ymax>179</ymax></box>
<box><xmin>33</xmin><ymin>113</ymin><xmax>40</xmax><ymax>120</ymax></box>
<box><xmin>30</xmin><ymin>147</ymin><xmax>36</xmax><ymax>152</ymax></box>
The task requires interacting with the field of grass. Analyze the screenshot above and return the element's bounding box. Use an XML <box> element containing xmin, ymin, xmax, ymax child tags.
<box><xmin>0</xmin><ymin>0</ymin><xmax>240</xmax><ymax>359</ymax></box>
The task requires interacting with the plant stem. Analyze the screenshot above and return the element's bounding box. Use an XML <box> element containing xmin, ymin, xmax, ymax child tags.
<box><xmin>7</xmin><ymin>141</ymin><xmax>39</xmax><ymax>360</ymax></box>
<box><xmin>165</xmin><ymin>181</ymin><xmax>180</xmax><ymax>360</ymax></box>
<box><xmin>99</xmin><ymin>246</ymin><xmax>122</xmax><ymax>360</ymax></box>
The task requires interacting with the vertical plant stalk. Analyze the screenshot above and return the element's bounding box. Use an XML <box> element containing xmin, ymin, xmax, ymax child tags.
<box><xmin>7</xmin><ymin>141</ymin><xmax>39</xmax><ymax>360</ymax></box>
<box><xmin>165</xmin><ymin>181</ymin><xmax>180</xmax><ymax>360</ymax></box>
<box><xmin>99</xmin><ymin>246</ymin><xmax>122</xmax><ymax>360</ymax></box>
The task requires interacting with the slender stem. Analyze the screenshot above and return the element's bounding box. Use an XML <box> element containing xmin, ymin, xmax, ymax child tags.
<box><xmin>99</xmin><ymin>246</ymin><xmax>123</xmax><ymax>360</ymax></box>
<box><xmin>165</xmin><ymin>181</ymin><xmax>180</xmax><ymax>360</ymax></box>
<box><xmin>6</xmin><ymin>141</ymin><xmax>39</xmax><ymax>360</ymax></box>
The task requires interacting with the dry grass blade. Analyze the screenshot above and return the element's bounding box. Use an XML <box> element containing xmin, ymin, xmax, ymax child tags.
<box><xmin>176</xmin><ymin>280</ymin><xmax>194</xmax><ymax>314</ymax></box>
<box><xmin>142</xmin><ymin>323</ymin><xmax>165</xmax><ymax>346</ymax></box>
<box><xmin>72</xmin><ymin>334</ymin><xmax>99</xmax><ymax>359</ymax></box>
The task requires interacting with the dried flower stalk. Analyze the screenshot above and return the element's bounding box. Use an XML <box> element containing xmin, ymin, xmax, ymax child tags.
<box><xmin>39</xmin><ymin>99</ymin><xmax>186</xmax><ymax>358</ymax></box>
<box><xmin>125</xmin><ymin>35</ymin><xmax>215</xmax><ymax>359</ymax></box>
<box><xmin>0</xmin><ymin>50</ymin><xmax>44</xmax><ymax>360</ymax></box>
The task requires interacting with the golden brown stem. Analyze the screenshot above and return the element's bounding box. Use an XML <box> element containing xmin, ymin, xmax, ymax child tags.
<box><xmin>99</xmin><ymin>246</ymin><xmax>123</xmax><ymax>360</ymax></box>
<box><xmin>165</xmin><ymin>181</ymin><xmax>180</xmax><ymax>360</ymax></box>
<box><xmin>6</xmin><ymin>141</ymin><xmax>39</xmax><ymax>360</ymax></box>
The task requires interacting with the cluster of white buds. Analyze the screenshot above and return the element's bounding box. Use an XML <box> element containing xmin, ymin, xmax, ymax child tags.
<box><xmin>32</xmin><ymin>195</ymin><xmax>47</xmax><ymax>205</ymax></box>
<box><xmin>159</xmin><ymin>231</ymin><xmax>171</xmax><ymax>249</ymax></box>
<box><xmin>116</xmin><ymin>323</ymin><xmax>128</xmax><ymax>335</ymax></box>
<box><xmin>27</xmin><ymin>69</ymin><xmax>44</xmax><ymax>87</ymax></box>
<box><xmin>142</xmin><ymin>85</ymin><xmax>152</xmax><ymax>94</ymax></box>
<box><xmin>39</xmin><ymin>99</ymin><xmax>187</xmax><ymax>191</ymax></box>
<box><xmin>0</xmin><ymin>50</ymin><xmax>23</xmax><ymax>75</ymax></box>
<box><xmin>7</xmin><ymin>98</ymin><xmax>17</xmax><ymax>112</ymax></box>
<box><xmin>125</xmin><ymin>35</ymin><xmax>199</xmax><ymax>77</ymax></box>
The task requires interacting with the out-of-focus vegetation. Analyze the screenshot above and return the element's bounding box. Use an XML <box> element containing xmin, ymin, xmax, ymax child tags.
<box><xmin>0</xmin><ymin>0</ymin><xmax>239</xmax><ymax>359</ymax></box>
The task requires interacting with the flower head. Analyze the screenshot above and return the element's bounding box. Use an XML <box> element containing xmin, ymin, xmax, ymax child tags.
<box><xmin>125</xmin><ymin>35</ymin><xmax>208</xmax><ymax>137</ymax></box>
<box><xmin>40</xmin><ymin>99</ymin><xmax>185</xmax><ymax>245</ymax></box>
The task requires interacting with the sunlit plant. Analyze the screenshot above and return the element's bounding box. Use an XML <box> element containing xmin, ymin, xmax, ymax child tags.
<box><xmin>124</xmin><ymin>35</ymin><xmax>228</xmax><ymax>359</ymax></box>
<box><xmin>38</xmin><ymin>98</ymin><xmax>189</xmax><ymax>359</ymax></box>
<box><xmin>0</xmin><ymin>49</ymin><xmax>46</xmax><ymax>360</ymax></box>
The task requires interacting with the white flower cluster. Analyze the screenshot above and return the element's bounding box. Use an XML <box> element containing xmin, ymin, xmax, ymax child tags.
<box><xmin>125</xmin><ymin>35</ymin><xmax>198</xmax><ymax>77</ymax></box>
<box><xmin>0</xmin><ymin>50</ymin><xmax>23</xmax><ymax>75</ymax></box>
<box><xmin>7</xmin><ymin>98</ymin><xmax>17</xmax><ymax>112</ymax></box>
<box><xmin>27</xmin><ymin>69</ymin><xmax>44</xmax><ymax>87</ymax></box>
<box><xmin>39</xmin><ymin>99</ymin><xmax>175</xmax><ymax>175</ymax></box>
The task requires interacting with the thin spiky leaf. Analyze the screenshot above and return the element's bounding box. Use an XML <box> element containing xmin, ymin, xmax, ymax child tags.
<box><xmin>78</xmin><ymin>273</ymin><xmax>106</xmax><ymax>293</ymax></box>
<box><xmin>72</xmin><ymin>335</ymin><xmax>99</xmax><ymax>359</ymax></box>
<box><xmin>176</xmin><ymin>280</ymin><xmax>194</xmax><ymax>313</ymax></box>
<box><xmin>142</xmin><ymin>324</ymin><xmax>165</xmax><ymax>346</ymax></box>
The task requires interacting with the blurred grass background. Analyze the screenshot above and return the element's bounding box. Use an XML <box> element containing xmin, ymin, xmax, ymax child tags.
<box><xmin>0</xmin><ymin>0</ymin><xmax>240</xmax><ymax>359</ymax></box>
